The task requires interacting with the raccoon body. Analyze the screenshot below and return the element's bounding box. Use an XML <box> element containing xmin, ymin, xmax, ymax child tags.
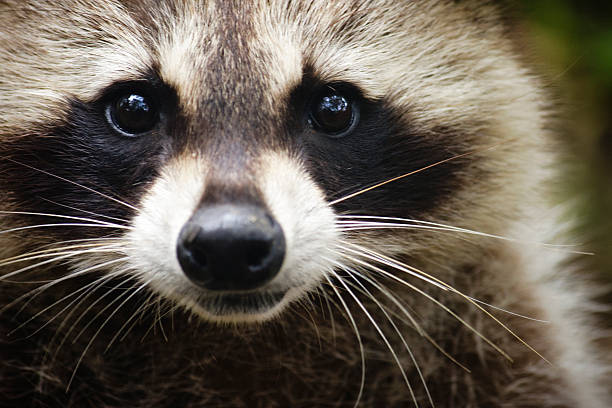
<box><xmin>0</xmin><ymin>1</ymin><xmax>609</xmax><ymax>407</ymax></box>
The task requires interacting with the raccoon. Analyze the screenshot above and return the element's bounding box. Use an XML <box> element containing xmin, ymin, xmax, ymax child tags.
<box><xmin>0</xmin><ymin>0</ymin><xmax>609</xmax><ymax>407</ymax></box>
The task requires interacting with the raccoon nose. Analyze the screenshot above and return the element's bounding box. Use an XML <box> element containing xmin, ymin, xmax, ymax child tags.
<box><xmin>176</xmin><ymin>204</ymin><xmax>286</xmax><ymax>291</ymax></box>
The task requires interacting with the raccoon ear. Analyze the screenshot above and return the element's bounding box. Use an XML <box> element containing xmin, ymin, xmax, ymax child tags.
<box><xmin>308</xmin><ymin>84</ymin><xmax>360</xmax><ymax>138</ymax></box>
<box><xmin>105</xmin><ymin>92</ymin><xmax>159</xmax><ymax>137</ymax></box>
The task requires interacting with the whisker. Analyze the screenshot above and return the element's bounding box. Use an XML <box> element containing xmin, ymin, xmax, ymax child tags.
<box><xmin>344</xmin><ymin>271</ymin><xmax>434</xmax><ymax>407</ymax></box>
<box><xmin>337</xmin><ymin>216</ymin><xmax>592</xmax><ymax>255</ymax></box>
<box><xmin>2</xmin><ymin>256</ymin><xmax>128</xmax><ymax>319</ymax></box>
<box><xmin>314</xmin><ymin>287</ymin><xmax>338</xmax><ymax>341</ymax></box>
<box><xmin>3</xmin><ymin>158</ymin><xmax>138</xmax><ymax>211</ymax></box>
<box><xmin>328</xmin><ymin>269</ymin><xmax>419</xmax><ymax>408</ymax></box>
<box><xmin>51</xmin><ymin>271</ymin><xmax>134</xmax><ymax>345</ymax></box>
<box><xmin>0</xmin><ymin>211</ymin><xmax>131</xmax><ymax>229</ymax></box>
<box><xmin>47</xmin><ymin>272</ymin><xmax>130</xmax><ymax>360</ymax></box>
<box><xmin>330</xmin><ymin>142</ymin><xmax>508</xmax><ymax>206</ymax></box>
<box><xmin>465</xmin><ymin>296</ymin><xmax>549</xmax><ymax>323</ymax></box>
<box><xmin>0</xmin><ymin>242</ymin><xmax>120</xmax><ymax>270</ymax></box>
<box><xmin>326</xmin><ymin>255</ymin><xmax>424</xmax><ymax>336</ymax></box>
<box><xmin>338</xmin><ymin>245</ymin><xmax>449</xmax><ymax>291</ymax></box>
<box><xmin>15</xmin><ymin>237</ymin><xmax>126</xmax><ymax>258</ymax></box>
<box><xmin>325</xmin><ymin>256</ymin><xmax>432</xmax><ymax>402</ymax></box>
<box><xmin>0</xmin><ymin>222</ymin><xmax>130</xmax><ymax>236</ymax></box>
<box><xmin>105</xmin><ymin>291</ymin><xmax>158</xmax><ymax>351</ymax></box>
<box><xmin>11</xmin><ymin>268</ymin><xmax>126</xmax><ymax>339</ymax></box>
<box><xmin>292</xmin><ymin>295</ymin><xmax>324</xmax><ymax>349</ymax></box>
<box><xmin>336</xmin><ymin>245</ymin><xmax>513</xmax><ymax>362</ymax></box>
<box><xmin>323</xmin><ymin>274</ymin><xmax>366</xmax><ymax>408</ymax></box>
<box><xmin>345</xmin><ymin>242</ymin><xmax>550</xmax><ymax>363</ymax></box>
<box><xmin>67</xmin><ymin>278</ymin><xmax>152</xmax><ymax>392</ymax></box>
<box><xmin>0</xmin><ymin>245</ymin><xmax>125</xmax><ymax>284</ymax></box>
<box><xmin>326</xmin><ymin>252</ymin><xmax>472</xmax><ymax>374</ymax></box>
<box><xmin>70</xmin><ymin>275</ymin><xmax>139</xmax><ymax>344</ymax></box>
<box><xmin>37</xmin><ymin>197</ymin><xmax>130</xmax><ymax>224</ymax></box>
<box><xmin>345</xmin><ymin>242</ymin><xmax>548</xmax><ymax>323</ymax></box>
<box><xmin>122</xmin><ymin>299</ymin><xmax>158</xmax><ymax>343</ymax></box>
<box><xmin>156</xmin><ymin>297</ymin><xmax>169</xmax><ymax>342</ymax></box>
<box><xmin>140</xmin><ymin>301</ymin><xmax>181</xmax><ymax>343</ymax></box>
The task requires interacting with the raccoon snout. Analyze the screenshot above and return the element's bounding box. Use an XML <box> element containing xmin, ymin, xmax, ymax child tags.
<box><xmin>176</xmin><ymin>204</ymin><xmax>286</xmax><ymax>291</ymax></box>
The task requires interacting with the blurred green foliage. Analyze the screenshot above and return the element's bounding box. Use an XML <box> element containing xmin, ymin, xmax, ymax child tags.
<box><xmin>519</xmin><ymin>1</ymin><xmax>612</xmax><ymax>278</ymax></box>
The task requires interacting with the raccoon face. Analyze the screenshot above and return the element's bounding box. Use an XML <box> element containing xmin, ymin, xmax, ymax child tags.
<box><xmin>0</xmin><ymin>1</ymin><xmax>546</xmax><ymax>324</ymax></box>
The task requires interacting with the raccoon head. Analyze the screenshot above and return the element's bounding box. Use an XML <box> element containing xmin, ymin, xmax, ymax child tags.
<box><xmin>0</xmin><ymin>0</ymin><xmax>548</xmax><ymax>324</ymax></box>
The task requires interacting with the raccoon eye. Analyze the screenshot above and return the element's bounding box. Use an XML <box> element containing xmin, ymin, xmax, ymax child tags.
<box><xmin>309</xmin><ymin>87</ymin><xmax>358</xmax><ymax>137</ymax></box>
<box><xmin>106</xmin><ymin>93</ymin><xmax>158</xmax><ymax>136</ymax></box>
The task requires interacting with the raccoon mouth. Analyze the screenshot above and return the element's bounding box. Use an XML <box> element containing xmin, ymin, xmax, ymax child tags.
<box><xmin>198</xmin><ymin>291</ymin><xmax>287</xmax><ymax>317</ymax></box>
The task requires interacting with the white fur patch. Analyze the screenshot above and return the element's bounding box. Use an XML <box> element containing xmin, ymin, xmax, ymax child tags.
<box><xmin>257</xmin><ymin>151</ymin><xmax>339</xmax><ymax>298</ymax></box>
<box><xmin>126</xmin><ymin>156</ymin><xmax>207</xmax><ymax>311</ymax></box>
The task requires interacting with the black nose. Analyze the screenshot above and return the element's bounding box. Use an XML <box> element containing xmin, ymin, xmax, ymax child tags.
<box><xmin>176</xmin><ymin>204</ymin><xmax>286</xmax><ymax>291</ymax></box>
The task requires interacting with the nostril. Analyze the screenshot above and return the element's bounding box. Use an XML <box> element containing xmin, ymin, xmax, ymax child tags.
<box><xmin>191</xmin><ymin>246</ymin><xmax>209</xmax><ymax>269</ymax></box>
<box><xmin>245</xmin><ymin>240</ymin><xmax>272</xmax><ymax>272</ymax></box>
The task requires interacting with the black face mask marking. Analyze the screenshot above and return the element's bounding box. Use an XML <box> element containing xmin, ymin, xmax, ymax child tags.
<box><xmin>289</xmin><ymin>76</ymin><xmax>467</xmax><ymax>219</ymax></box>
<box><xmin>0</xmin><ymin>77</ymin><xmax>179</xmax><ymax>238</ymax></box>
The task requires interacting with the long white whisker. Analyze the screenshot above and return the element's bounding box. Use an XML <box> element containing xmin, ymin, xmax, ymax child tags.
<box><xmin>156</xmin><ymin>297</ymin><xmax>169</xmax><ymax>342</ymax></box>
<box><xmin>122</xmin><ymin>297</ymin><xmax>160</xmax><ymax>343</ymax></box>
<box><xmin>326</xmin><ymin>255</ymin><xmax>424</xmax><ymax>336</ymax></box>
<box><xmin>346</xmin><ymin>242</ymin><xmax>550</xmax><ymax>363</ymax></box>
<box><xmin>3</xmin><ymin>238</ymin><xmax>125</xmax><ymax>266</ymax></box>
<box><xmin>292</xmin><ymin>296</ymin><xmax>323</xmax><ymax>348</ymax></box>
<box><xmin>328</xmin><ymin>269</ymin><xmax>419</xmax><ymax>408</ymax></box>
<box><xmin>140</xmin><ymin>301</ymin><xmax>182</xmax><ymax>343</ymax></box>
<box><xmin>362</xmin><ymin>272</ymin><xmax>471</xmax><ymax>374</ymax></box>
<box><xmin>339</xmin><ymin>245</ymin><xmax>448</xmax><ymax>291</ymax></box>
<box><xmin>47</xmin><ymin>271</ymin><xmax>129</xmax><ymax>361</ymax></box>
<box><xmin>336</xmin><ymin>246</ymin><xmax>513</xmax><ymax>362</ymax></box>
<box><xmin>326</xmin><ymin>251</ymin><xmax>472</xmax><ymax>374</ymax></box>
<box><xmin>52</xmin><ymin>271</ymin><xmax>133</xmax><ymax>342</ymax></box>
<box><xmin>0</xmin><ymin>222</ymin><xmax>130</xmax><ymax>236</ymax></box>
<box><xmin>346</xmin><ymin>275</ymin><xmax>434</xmax><ymax>407</ymax></box>
<box><xmin>3</xmin><ymin>256</ymin><xmax>128</xmax><ymax>318</ymax></box>
<box><xmin>67</xmin><ymin>278</ymin><xmax>152</xmax><ymax>392</ymax></box>
<box><xmin>0</xmin><ymin>245</ymin><xmax>125</xmax><ymax>285</ymax></box>
<box><xmin>337</xmin><ymin>216</ymin><xmax>592</xmax><ymax>255</ymax></box>
<box><xmin>346</xmin><ymin>241</ymin><xmax>543</xmax><ymax>323</ymax></box>
<box><xmin>465</xmin><ymin>296</ymin><xmax>549</xmax><ymax>323</ymax></box>
<box><xmin>33</xmin><ymin>237</ymin><xmax>123</xmax><ymax>251</ymax></box>
<box><xmin>314</xmin><ymin>287</ymin><xmax>337</xmax><ymax>341</ymax></box>
<box><xmin>0</xmin><ymin>243</ymin><xmax>123</xmax><ymax>270</ymax></box>
<box><xmin>0</xmin><ymin>210</ymin><xmax>130</xmax><ymax>229</ymax></box>
<box><xmin>12</xmin><ymin>267</ymin><xmax>126</xmax><ymax>339</ymax></box>
<box><xmin>329</xmin><ymin>149</ymin><xmax>481</xmax><ymax>206</ymax></box>
<box><xmin>70</xmin><ymin>275</ymin><xmax>139</xmax><ymax>344</ymax></box>
<box><xmin>3</xmin><ymin>158</ymin><xmax>138</xmax><ymax>211</ymax></box>
<box><xmin>323</xmin><ymin>274</ymin><xmax>366</xmax><ymax>408</ymax></box>
<box><xmin>37</xmin><ymin>197</ymin><xmax>130</xmax><ymax>224</ymax></box>
<box><xmin>105</xmin><ymin>291</ymin><xmax>158</xmax><ymax>352</ymax></box>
